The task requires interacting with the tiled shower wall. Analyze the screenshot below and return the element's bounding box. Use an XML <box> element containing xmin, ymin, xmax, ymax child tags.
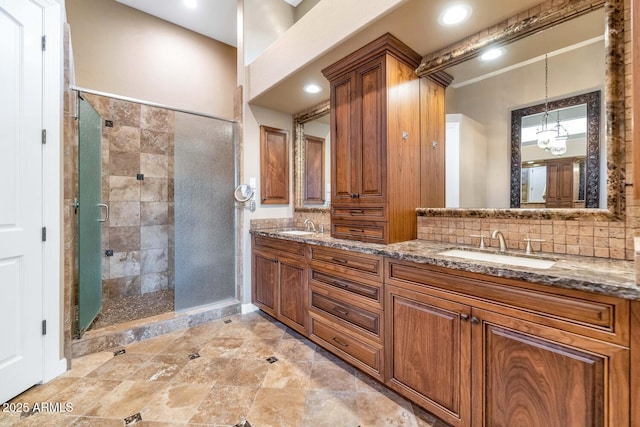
<box><xmin>83</xmin><ymin>94</ymin><xmax>175</xmax><ymax>298</ymax></box>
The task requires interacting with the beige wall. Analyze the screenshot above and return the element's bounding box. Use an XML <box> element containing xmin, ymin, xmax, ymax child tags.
<box><xmin>446</xmin><ymin>40</ymin><xmax>605</xmax><ymax>208</ymax></box>
<box><xmin>66</xmin><ymin>0</ymin><xmax>236</xmax><ymax>119</ymax></box>
<box><xmin>244</xmin><ymin>0</ymin><xmax>294</xmax><ymax>65</ymax></box>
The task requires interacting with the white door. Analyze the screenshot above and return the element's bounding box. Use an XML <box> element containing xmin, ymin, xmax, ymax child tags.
<box><xmin>0</xmin><ymin>0</ymin><xmax>45</xmax><ymax>403</ymax></box>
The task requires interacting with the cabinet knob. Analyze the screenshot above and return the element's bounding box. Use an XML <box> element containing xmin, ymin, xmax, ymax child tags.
<box><xmin>470</xmin><ymin>317</ymin><xmax>480</xmax><ymax>325</ymax></box>
<box><xmin>460</xmin><ymin>314</ymin><xmax>469</xmax><ymax>321</ymax></box>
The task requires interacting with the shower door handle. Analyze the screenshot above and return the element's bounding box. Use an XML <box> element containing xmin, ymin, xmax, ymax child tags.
<box><xmin>98</xmin><ymin>203</ymin><xmax>109</xmax><ymax>223</ymax></box>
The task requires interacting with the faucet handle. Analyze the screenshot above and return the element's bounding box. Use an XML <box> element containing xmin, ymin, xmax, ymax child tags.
<box><xmin>524</xmin><ymin>237</ymin><xmax>545</xmax><ymax>254</ymax></box>
<box><xmin>469</xmin><ymin>234</ymin><xmax>487</xmax><ymax>249</ymax></box>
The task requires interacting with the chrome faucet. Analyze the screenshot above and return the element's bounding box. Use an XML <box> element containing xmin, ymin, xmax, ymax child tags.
<box><xmin>491</xmin><ymin>230</ymin><xmax>507</xmax><ymax>253</ymax></box>
<box><xmin>304</xmin><ymin>218</ymin><xmax>317</xmax><ymax>232</ymax></box>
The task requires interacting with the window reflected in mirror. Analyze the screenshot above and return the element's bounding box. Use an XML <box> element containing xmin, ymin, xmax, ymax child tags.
<box><xmin>520</xmin><ymin>103</ymin><xmax>589</xmax><ymax>208</ymax></box>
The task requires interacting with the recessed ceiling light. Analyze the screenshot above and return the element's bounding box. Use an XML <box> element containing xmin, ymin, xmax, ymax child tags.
<box><xmin>184</xmin><ymin>0</ymin><xmax>197</xmax><ymax>9</ymax></box>
<box><xmin>479</xmin><ymin>47</ymin><xmax>504</xmax><ymax>61</ymax></box>
<box><xmin>303</xmin><ymin>84</ymin><xmax>322</xmax><ymax>94</ymax></box>
<box><xmin>438</xmin><ymin>4</ymin><xmax>472</xmax><ymax>26</ymax></box>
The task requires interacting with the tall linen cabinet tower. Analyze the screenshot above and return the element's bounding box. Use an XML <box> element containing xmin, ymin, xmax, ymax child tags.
<box><xmin>322</xmin><ymin>33</ymin><xmax>426</xmax><ymax>244</ymax></box>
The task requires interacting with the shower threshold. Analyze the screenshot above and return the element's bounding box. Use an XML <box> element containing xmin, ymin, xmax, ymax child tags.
<box><xmin>71</xmin><ymin>299</ymin><xmax>241</xmax><ymax>358</ymax></box>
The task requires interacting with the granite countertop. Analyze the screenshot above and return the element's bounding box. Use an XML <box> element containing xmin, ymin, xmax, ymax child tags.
<box><xmin>251</xmin><ymin>228</ymin><xmax>639</xmax><ymax>300</ymax></box>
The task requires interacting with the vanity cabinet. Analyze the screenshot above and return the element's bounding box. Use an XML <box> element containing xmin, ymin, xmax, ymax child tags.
<box><xmin>307</xmin><ymin>245</ymin><xmax>385</xmax><ymax>380</ymax></box>
<box><xmin>322</xmin><ymin>33</ymin><xmax>423</xmax><ymax>244</ymax></box>
<box><xmin>251</xmin><ymin>236</ymin><xmax>307</xmax><ymax>335</ymax></box>
<box><xmin>385</xmin><ymin>259</ymin><xmax>630</xmax><ymax>427</ymax></box>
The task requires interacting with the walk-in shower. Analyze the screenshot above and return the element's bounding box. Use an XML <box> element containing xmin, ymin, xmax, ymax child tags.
<box><xmin>74</xmin><ymin>90</ymin><xmax>237</xmax><ymax>337</ymax></box>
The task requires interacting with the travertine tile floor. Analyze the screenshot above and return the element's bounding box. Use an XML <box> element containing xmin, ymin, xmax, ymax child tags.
<box><xmin>1</xmin><ymin>312</ymin><xmax>449</xmax><ymax>427</ymax></box>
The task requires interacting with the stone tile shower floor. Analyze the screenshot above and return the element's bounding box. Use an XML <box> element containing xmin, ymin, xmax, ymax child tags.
<box><xmin>89</xmin><ymin>290</ymin><xmax>175</xmax><ymax>330</ymax></box>
<box><xmin>2</xmin><ymin>312</ymin><xmax>450</xmax><ymax>427</ymax></box>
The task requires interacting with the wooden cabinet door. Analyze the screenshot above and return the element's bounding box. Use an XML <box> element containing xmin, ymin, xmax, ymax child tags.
<box><xmin>278</xmin><ymin>256</ymin><xmax>307</xmax><ymax>335</ymax></box>
<box><xmin>251</xmin><ymin>250</ymin><xmax>278</xmax><ymax>316</ymax></box>
<box><xmin>546</xmin><ymin>158</ymin><xmax>573</xmax><ymax>208</ymax></box>
<box><xmin>331</xmin><ymin>72</ymin><xmax>357</xmax><ymax>203</ymax></box>
<box><xmin>260</xmin><ymin>126</ymin><xmax>289</xmax><ymax>204</ymax></box>
<box><xmin>356</xmin><ymin>57</ymin><xmax>385</xmax><ymax>202</ymax></box>
<box><xmin>472</xmin><ymin>308</ymin><xmax>629</xmax><ymax>427</ymax></box>
<box><xmin>385</xmin><ymin>285</ymin><xmax>471</xmax><ymax>427</ymax></box>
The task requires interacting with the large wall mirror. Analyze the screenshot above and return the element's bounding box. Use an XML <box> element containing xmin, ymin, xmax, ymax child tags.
<box><xmin>418</xmin><ymin>0</ymin><xmax>625</xmax><ymax>219</ymax></box>
<box><xmin>293</xmin><ymin>101</ymin><xmax>330</xmax><ymax>210</ymax></box>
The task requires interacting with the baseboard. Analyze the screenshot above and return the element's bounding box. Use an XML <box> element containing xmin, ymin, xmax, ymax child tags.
<box><xmin>242</xmin><ymin>303</ymin><xmax>259</xmax><ymax>314</ymax></box>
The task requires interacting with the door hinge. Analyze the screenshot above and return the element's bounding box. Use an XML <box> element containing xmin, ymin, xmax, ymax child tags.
<box><xmin>41</xmin><ymin>35</ymin><xmax>46</xmax><ymax>51</ymax></box>
<box><xmin>42</xmin><ymin>320</ymin><xmax>47</xmax><ymax>335</ymax></box>
<box><xmin>42</xmin><ymin>129</ymin><xmax>46</xmax><ymax>144</ymax></box>
<box><xmin>42</xmin><ymin>227</ymin><xmax>47</xmax><ymax>242</ymax></box>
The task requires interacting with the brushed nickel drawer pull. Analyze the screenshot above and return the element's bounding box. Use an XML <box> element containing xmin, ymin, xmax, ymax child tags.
<box><xmin>349</xmin><ymin>228</ymin><xmax>364</xmax><ymax>233</ymax></box>
<box><xmin>332</xmin><ymin>257</ymin><xmax>348</xmax><ymax>264</ymax></box>
<box><xmin>332</xmin><ymin>307</ymin><xmax>349</xmax><ymax>316</ymax></box>
<box><xmin>332</xmin><ymin>337</ymin><xmax>349</xmax><ymax>347</ymax></box>
<box><xmin>350</xmin><ymin>210</ymin><xmax>365</xmax><ymax>215</ymax></box>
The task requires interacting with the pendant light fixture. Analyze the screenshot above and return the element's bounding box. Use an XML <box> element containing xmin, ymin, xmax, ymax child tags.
<box><xmin>536</xmin><ymin>55</ymin><xmax>556</xmax><ymax>149</ymax></box>
<box><xmin>536</xmin><ymin>54</ymin><xmax>569</xmax><ymax>156</ymax></box>
<box><xmin>548</xmin><ymin>110</ymin><xmax>569</xmax><ymax>156</ymax></box>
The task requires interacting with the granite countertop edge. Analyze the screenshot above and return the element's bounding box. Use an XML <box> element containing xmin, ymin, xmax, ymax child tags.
<box><xmin>251</xmin><ymin>229</ymin><xmax>640</xmax><ymax>301</ymax></box>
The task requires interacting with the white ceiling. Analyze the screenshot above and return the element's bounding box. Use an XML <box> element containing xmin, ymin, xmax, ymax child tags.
<box><xmin>115</xmin><ymin>0</ymin><xmax>238</xmax><ymax>46</ymax></box>
<box><xmin>115</xmin><ymin>0</ymin><xmax>306</xmax><ymax>47</ymax></box>
<box><xmin>113</xmin><ymin>0</ymin><xmax>602</xmax><ymax>115</ymax></box>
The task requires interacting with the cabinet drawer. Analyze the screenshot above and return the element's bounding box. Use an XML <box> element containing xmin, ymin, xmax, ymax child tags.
<box><xmin>332</xmin><ymin>220</ymin><xmax>386</xmax><ymax>243</ymax></box>
<box><xmin>310</xmin><ymin>315</ymin><xmax>381</xmax><ymax>374</ymax></box>
<box><xmin>309</xmin><ymin>246</ymin><xmax>383</xmax><ymax>281</ymax></box>
<box><xmin>310</xmin><ymin>269</ymin><xmax>381</xmax><ymax>304</ymax></box>
<box><xmin>253</xmin><ymin>235</ymin><xmax>305</xmax><ymax>258</ymax></box>
<box><xmin>386</xmin><ymin>259</ymin><xmax>630</xmax><ymax>346</ymax></box>
<box><xmin>311</xmin><ymin>291</ymin><xmax>380</xmax><ymax>335</ymax></box>
<box><xmin>332</xmin><ymin>204</ymin><xmax>387</xmax><ymax>221</ymax></box>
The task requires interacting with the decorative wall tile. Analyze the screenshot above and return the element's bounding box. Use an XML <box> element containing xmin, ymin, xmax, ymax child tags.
<box><xmin>141</xmin><ymin>225</ymin><xmax>169</xmax><ymax>250</ymax></box>
<box><xmin>109</xmin><ymin>202</ymin><xmax>140</xmax><ymax>227</ymax></box>
<box><xmin>103</xmin><ymin>276</ymin><xmax>142</xmax><ymax>298</ymax></box>
<box><xmin>109</xmin><ymin>176</ymin><xmax>140</xmax><ymax>201</ymax></box>
<box><xmin>141</xmin><ymin>249</ymin><xmax>169</xmax><ymax>274</ymax></box>
<box><xmin>141</xmin><ymin>129</ymin><xmax>170</xmax><ymax>155</ymax></box>
<box><xmin>141</xmin><ymin>153</ymin><xmax>168</xmax><ymax>178</ymax></box>
<box><xmin>141</xmin><ymin>202</ymin><xmax>168</xmax><ymax>226</ymax></box>
<box><xmin>141</xmin><ymin>104</ymin><xmax>174</xmax><ymax>132</ymax></box>
<box><xmin>108</xmin><ymin>125</ymin><xmax>140</xmax><ymax>152</ymax></box>
<box><xmin>109</xmin><ymin>151</ymin><xmax>140</xmax><ymax>177</ymax></box>
<box><xmin>111</xmin><ymin>99</ymin><xmax>141</xmax><ymax>127</ymax></box>
<box><xmin>109</xmin><ymin>226</ymin><xmax>141</xmax><ymax>252</ymax></box>
<box><xmin>109</xmin><ymin>251</ymin><xmax>141</xmax><ymax>279</ymax></box>
<box><xmin>141</xmin><ymin>178</ymin><xmax>169</xmax><ymax>202</ymax></box>
<box><xmin>141</xmin><ymin>272</ymin><xmax>169</xmax><ymax>293</ymax></box>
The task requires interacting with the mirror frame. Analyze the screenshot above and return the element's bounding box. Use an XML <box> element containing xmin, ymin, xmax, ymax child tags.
<box><xmin>510</xmin><ymin>90</ymin><xmax>601</xmax><ymax>208</ymax></box>
<box><xmin>293</xmin><ymin>100</ymin><xmax>330</xmax><ymax>211</ymax></box>
<box><xmin>416</xmin><ymin>0</ymin><xmax>625</xmax><ymax>220</ymax></box>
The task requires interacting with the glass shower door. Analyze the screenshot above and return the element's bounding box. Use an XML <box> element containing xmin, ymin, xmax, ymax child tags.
<box><xmin>77</xmin><ymin>96</ymin><xmax>103</xmax><ymax>335</ymax></box>
<box><xmin>174</xmin><ymin>113</ymin><xmax>236</xmax><ymax>311</ymax></box>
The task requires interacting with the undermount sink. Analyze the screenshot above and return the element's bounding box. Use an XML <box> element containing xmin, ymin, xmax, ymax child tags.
<box><xmin>279</xmin><ymin>230</ymin><xmax>316</xmax><ymax>236</ymax></box>
<box><xmin>438</xmin><ymin>249</ymin><xmax>556</xmax><ymax>269</ymax></box>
